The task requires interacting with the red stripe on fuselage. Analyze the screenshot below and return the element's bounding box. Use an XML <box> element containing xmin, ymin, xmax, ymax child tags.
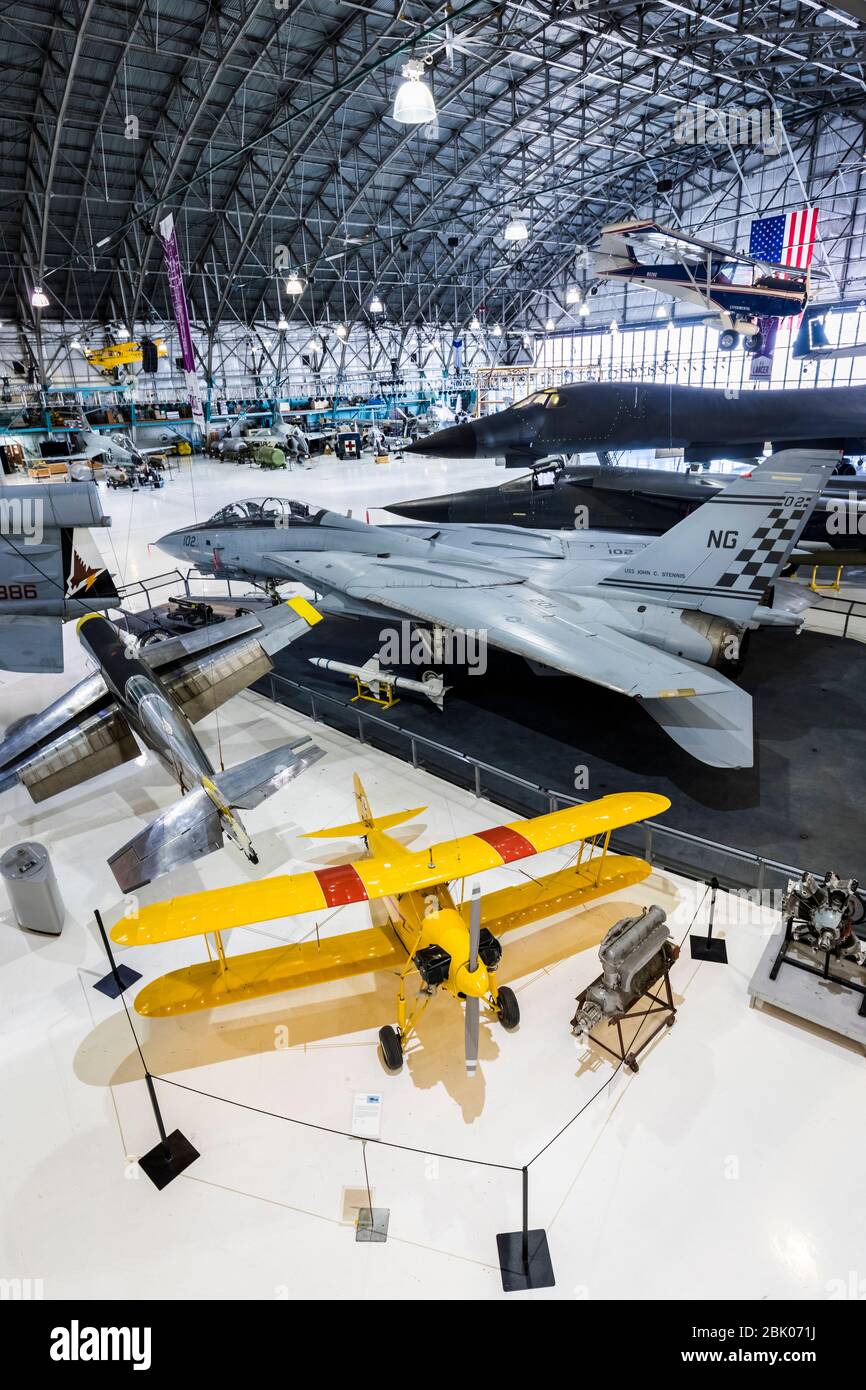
<box><xmin>475</xmin><ymin>826</ymin><xmax>536</xmax><ymax>863</ymax></box>
<box><xmin>314</xmin><ymin>863</ymin><xmax>369</xmax><ymax>907</ymax></box>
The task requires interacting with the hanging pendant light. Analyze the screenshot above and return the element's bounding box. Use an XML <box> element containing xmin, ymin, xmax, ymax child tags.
<box><xmin>545</xmin><ymin>317</ymin><xmax>555</xmax><ymax>332</ymax></box>
<box><xmin>31</xmin><ymin>286</ymin><xmax>49</xmax><ymax>308</ymax></box>
<box><xmin>609</xmin><ymin>319</ymin><xmax>618</xmax><ymax>334</ymax></box>
<box><xmin>277</xmin><ymin>315</ymin><xmax>289</xmax><ymax>331</ymax></box>
<box><xmin>285</xmin><ymin>274</ymin><xmax>304</xmax><ymax>296</ymax></box>
<box><xmin>492</xmin><ymin>323</ymin><xmax>502</xmax><ymax>337</ymax></box>
<box><xmin>393</xmin><ymin>58</ymin><xmax>437</xmax><ymax>125</ymax></box>
<box><xmin>335</xmin><ymin>322</ymin><xmax>347</xmax><ymax>338</ymax></box>
<box><xmin>566</xmin><ymin>285</ymin><xmax>581</xmax><ymax>305</ymax></box>
<box><xmin>579</xmin><ymin>301</ymin><xmax>589</xmax><ymax>317</ymax></box>
<box><xmin>469</xmin><ymin>315</ymin><xmax>480</xmax><ymax>331</ymax></box>
<box><xmin>504</xmin><ymin>216</ymin><xmax>529</xmax><ymax>244</ymax></box>
<box><xmin>369</xmin><ymin>295</ymin><xmax>384</xmax><ymax>314</ymax></box>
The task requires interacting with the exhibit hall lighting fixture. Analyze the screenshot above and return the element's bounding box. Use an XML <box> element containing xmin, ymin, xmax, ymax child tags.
<box><xmin>369</xmin><ymin>295</ymin><xmax>384</xmax><ymax>313</ymax></box>
<box><xmin>70</xmin><ymin>338</ymin><xmax>82</xmax><ymax>351</ymax></box>
<box><xmin>393</xmin><ymin>58</ymin><xmax>436</xmax><ymax>125</ymax></box>
<box><xmin>31</xmin><ymin>286</ymin><xmax>49</xmax><ymax>308</ymax></box>
<box><xmin>579</xmin><ymin>301</ymin><xmax>589</xmax><ymax>317</ymax></box>
<box><xmin>307</xmin><ymin>335</ymin><xmax>323</xmax><ymax>354</ymax></box>
<box><xmin>523</xmin><ymin>334</ymin><xmax>532</xmax><ymax>348</ymax></box>
<box><xmin>566</xmin><ymin>285</ymin><xmax>581</xmax><ymax>305</ymax></box>
<box><xmin>545</xmin><ymin>317</ymin><xmax>555</xmax><ymax>332</ymax></box>
<box><xmin>277</xmin><ymin>315</ymin><xmax>289</xmax><ymax>331</ymax></box>
<box><xmin>656</xmin><ymin>304</ymin><xmax>669</xmax><ymax>318</ymax></box>
<box><xmin>504</xmin><ymin>215</ymin><xmax>529</xmax><ymax>244</ymax></box>
<box><xmin>335</xmin><ymin>322</ymin><xmax>347</xmax><ymax>338</ymax></box>
<box><xmin>469</xmin><ymin>315</ymin><xmax>480</xmax><ymax>331</ymax></box>
<box><xmin>492</xmin><ymin>322</ymin><xmax>502</xmax><ymax>336</ymax></box>
<box><xmin>285</xmin><ymin>274</ymin><xmax>304</xmax><ymax>296</ymax></box>
<box><xmin>609</xmin><ymin>319</ymin><xmax>618</xmax><ymax>334</ymax></box>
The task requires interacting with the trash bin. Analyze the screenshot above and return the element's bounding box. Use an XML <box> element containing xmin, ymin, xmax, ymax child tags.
<box><xmin>0</xmin><ymin>841</ymin><xmax>65</xmax><ymax>935</ymax></box>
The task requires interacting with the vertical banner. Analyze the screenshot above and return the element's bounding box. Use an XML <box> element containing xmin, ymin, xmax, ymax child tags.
<box><xmin>748</xmin><ymin>316</ymin><xmax>779</xmax><ymax>382</ymax></box>
<box><xmin>157</xmin><ymin>213</ymin><xmax>205</xmax><ymax>433</ymax></box>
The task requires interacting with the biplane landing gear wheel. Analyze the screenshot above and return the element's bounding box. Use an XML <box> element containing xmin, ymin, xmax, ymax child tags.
<box><xmin>378</xmin><ymin>1025</ymin><xmax>404</xmax><ymax>1072</ymax></box>
<box><xmin>496</xmin><ymin>986</ymin><xmax>520</xmax><ymax>1031</ymax></box>
<box><xmin>743</xmin><ymin>332</ymin><xmax>763</xmax><ymax>355</ymax></box>
<box><xmin>718</xmin><ymin>329</ymin><xmax>739</xmax><ymax>351</ymax></box>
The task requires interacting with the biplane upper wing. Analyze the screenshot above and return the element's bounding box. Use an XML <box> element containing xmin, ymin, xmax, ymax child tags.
<box><xmin>112</xmin><ymin>791</ymin><xmax>670</xmax><ymax>947</ymax></box>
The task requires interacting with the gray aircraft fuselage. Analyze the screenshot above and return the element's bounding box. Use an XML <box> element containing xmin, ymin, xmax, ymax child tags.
<box><xmin>404</xmin><ymin>381</ymin><xmax>866</xmax><ymax>466</ymax></box>
<box><xmin>78</xmin><ymin>614</ymin><xmax>215</xmax><ymax>791</ymax></box>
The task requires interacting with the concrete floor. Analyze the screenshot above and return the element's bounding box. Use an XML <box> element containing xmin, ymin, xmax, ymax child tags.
<box><xmin>0</xmin><ymin>454</ymin><xmax>864</xmax><ymax>1301</ymax></box>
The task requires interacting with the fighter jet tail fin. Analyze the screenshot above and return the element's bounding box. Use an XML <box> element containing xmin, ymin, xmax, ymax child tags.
<box><xmin>108</xmin><ymin>738</ymin><xmax>325</xmax><ymax>891</ymax></box>
<box><xmin>597</xmin><ymin>447</ymin><xmax>840</xmax><ymax>622</ymax></box>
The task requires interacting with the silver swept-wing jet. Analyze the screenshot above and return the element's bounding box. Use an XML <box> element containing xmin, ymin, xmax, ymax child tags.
<box><xmin>155</xmin><ymin>453</ymin><xmax>839</xmax><ymax>769</ymax></box>
<box><xmin>0</xmin><ymin>599</ymin><xmax>325</xmax><ymax>889</ymax></box>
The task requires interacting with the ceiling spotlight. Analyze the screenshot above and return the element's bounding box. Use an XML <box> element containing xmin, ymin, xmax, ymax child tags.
<box><xmin>393</xmin><ymin>58</ymin><xmax>437</xmax><ymax>125</ymax></box>
<box><xmin>285</xmin><ymin>274</ymin><xmax>304</xmax><ymax>296</ymax></box>
<box><xmin>307</xmin><ymin>335</ymin><xmax>323</xmax><ymax>354</ymax></box>
<box><xmin>335</xmin><ymin>322</ymin><xmax>347</xmax><ymax>338</ymax></box>
<box><xmin>579</xmin><ymin>302</ymin><xmax>589</xmax><ymax>317</ymax></box>
<box><xmin>369</xmin><ymin>295</ymin><xmax>384</xmax><ymax>313</ymax></box>
<box><xmin>70</xmin><ymin>338</ymin><xmax>82</xmax><ymax>351</ymax></box>
<box><xmin>566</xmin><ymin>285</ymin><xmax>581</xmax><ymax>305</ymax></box>
<box><xmin>469</xmin><ymin>315</ymin><xmax>480</xmax><ymax>331</ymax></box>
<box><xmin>545</xmin><ymin>317</ymin><xmax>555</xmax><ymax>332</ymax></box>
<box><xmin>609</xmin><ymin>319</ymin><xmax>618</xmax><ymax>334</ymax></box>
<box><xmin>31</xmin><ymin>286</ymin><xmax>49</xmax><ymax>308</ymax></box>
<box><xmin>277</xmin><ymin>315</ymin><xmax>289</xmax><ymax>331</ymax></box>
<box><xmin>492</xmin><ymin>322</ymin><xmax>502</xmax><ymax>336</ymax></box>
<box><xmin>523</xmin><ymin>334</ymin><xmax>532</xmax><ymax>348</ymax></box>
<box><xmin>504</xmin><ymin>216</ymin><xmax>529</xmax><ymax>244</ymax></box>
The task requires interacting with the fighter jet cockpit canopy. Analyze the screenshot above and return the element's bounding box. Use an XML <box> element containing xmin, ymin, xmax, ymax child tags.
<box><xmin>204</xmin><ymin>497</ymin><xmax>321</xmax><ymax>527</ymax></box>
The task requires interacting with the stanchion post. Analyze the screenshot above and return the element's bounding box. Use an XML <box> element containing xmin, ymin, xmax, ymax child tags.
<box><xmin>496</xmin><ymin>1164</ymin><xmax>555</xmax><ymax>1292</ymax></box>
<box><xmin>690</xmin><ymin>875</ymin><xmax>728</xmax><ymax>964</ymax></box>
<box><xmin>92</xmin><ymin>908</ymin><xmax>140</xmax><ymax>998</ymax></box>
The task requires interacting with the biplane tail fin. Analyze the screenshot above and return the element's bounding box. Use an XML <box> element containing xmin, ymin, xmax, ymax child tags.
<box><xmin>303</xmin><ymin>774</ymin><xmax>426</xmax><ymax>841</ymax></box>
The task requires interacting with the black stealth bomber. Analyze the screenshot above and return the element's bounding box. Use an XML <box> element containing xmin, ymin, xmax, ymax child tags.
<box><xmin>404</xmin><ymin>381</ymin><xmax>866</xmax><ymax>469</ymax></box>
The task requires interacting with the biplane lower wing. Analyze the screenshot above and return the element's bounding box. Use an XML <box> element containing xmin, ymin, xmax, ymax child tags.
<box><xmin>133</xmin><ymin>924</ymin><xmax>406</xmax><ymax>1018</ymax></box>
<box><xmin>111</xmin><ymin>791</ymin><xmax>670</xmax><ymax>947</ymax></box>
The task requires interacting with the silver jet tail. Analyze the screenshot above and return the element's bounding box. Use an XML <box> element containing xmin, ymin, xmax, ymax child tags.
<box><xmin>108</xmin><ymin>737</ymin><xmax>324</xmax><ymax>891</ymax></box>
<box><xmin>598</xmin><ymin>448</ymin><xmax>841</xmax><ymax>622</ymax></box>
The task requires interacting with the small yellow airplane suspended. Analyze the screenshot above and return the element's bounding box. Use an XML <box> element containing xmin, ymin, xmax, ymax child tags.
<box><xmin>112</xmin><ymin>778</ymin><xmax>669</xmax><ymax>1072</ymax></box>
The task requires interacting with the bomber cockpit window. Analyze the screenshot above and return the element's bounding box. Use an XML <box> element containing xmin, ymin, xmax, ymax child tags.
<box><xmin>513</xmin><ymin>389</ymin><xmax>563</xmax><ymax>410</ymax></box>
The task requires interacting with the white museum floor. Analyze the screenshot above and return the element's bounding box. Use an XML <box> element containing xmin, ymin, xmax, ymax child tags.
<box><xmin>0</xmin><ymin>455</ymin><xmax>864</xmax><ymax>1301</ymax></box>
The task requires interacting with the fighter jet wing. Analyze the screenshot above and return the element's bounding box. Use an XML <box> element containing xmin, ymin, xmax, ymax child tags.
<box><xmin>267</xmin><ymin>551</ymin><xmax>753</xmax><ymax>767</ymax></box>
<box><xmin>143</xmin><ymin>599</ymin><xmax>322</xmax><ymax>724</ymax></box>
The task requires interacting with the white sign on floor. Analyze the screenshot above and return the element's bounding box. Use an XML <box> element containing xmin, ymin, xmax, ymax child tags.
<box><xmin>351</xmin><ymin>1092</ymin><xmax>383</xmax><ymax>1139</ymax></box>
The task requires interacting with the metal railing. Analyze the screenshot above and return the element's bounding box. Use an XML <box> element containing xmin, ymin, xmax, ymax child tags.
<box><xmin>114</xmin><ymin>568</ymin><xmax>246</xmax><ymax>612</ymax></box>
<box><xmin>258</xmin><ymin>670</ymin><xmax>812</xmax><ymax>898</ymax></box>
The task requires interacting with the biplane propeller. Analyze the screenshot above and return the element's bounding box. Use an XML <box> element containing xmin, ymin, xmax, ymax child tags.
<box><xmin>112</xmin><ymin>778</ymin><xmax>669</xmax><ymax>1074</ymax></box>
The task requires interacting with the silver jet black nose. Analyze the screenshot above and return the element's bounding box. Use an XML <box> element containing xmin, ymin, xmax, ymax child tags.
<box><xmin>405</xmin><ymin>423</ymin><xmax>477</xmax><ymax>458</ymax></box>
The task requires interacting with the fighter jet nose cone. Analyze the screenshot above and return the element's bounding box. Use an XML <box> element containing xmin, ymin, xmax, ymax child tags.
<box><xmin>405</xmin><ymin>423</ymin><xmax>477</xmax><ymax>458</ymax></box>
<box><xmin>385</xmin><ymin>495</ymin><xmax>450</xmax><ymax>522</ymax></box>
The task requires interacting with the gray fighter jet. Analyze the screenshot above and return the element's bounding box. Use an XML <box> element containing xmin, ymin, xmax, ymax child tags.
<box><xmin>156</xmin><ymin>453</ymin><xmax>838</xmax><ymax>770</ymax></box>
<box><xmin>0</xmin><ymin>602</ymin><xmax>324</xmax><ymax>890</ymax></box>
<box><xmin>404</xmin><ymin>381</ymin><xmax>866</xmax><ymax>468</ymax></box>
<box><xmin>0</xmin><ymin>480</ymin><xmax>118</xmax><ymax>672</ymax></box>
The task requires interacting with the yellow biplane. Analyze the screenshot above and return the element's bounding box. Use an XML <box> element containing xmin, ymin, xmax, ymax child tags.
<box><xmin>112</xmin><ymin>778</ymin><xmax>669</xmax><ymax>1072</ymax></box>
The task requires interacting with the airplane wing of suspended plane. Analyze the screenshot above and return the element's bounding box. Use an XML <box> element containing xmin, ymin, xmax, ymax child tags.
<box><xmin>591</xmin><ymin>218</ymin><xmax>821</xmax><ymax>349</ymax></box>
<box><xmin>112</xmin><ymin>777</ymin><xmax>669</xmax><ymax>1073</ymax></box>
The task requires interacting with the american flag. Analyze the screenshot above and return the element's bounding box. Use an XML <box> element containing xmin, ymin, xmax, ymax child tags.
<box><xmin>748</xmin><ymin>207</ymin><xmax>818</xmax><ymax>270</ymax></box>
